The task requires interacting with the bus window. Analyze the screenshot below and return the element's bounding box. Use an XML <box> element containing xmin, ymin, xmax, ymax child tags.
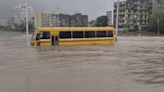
<box><xmin>40</xmin><ymin>32</ymin><xmax>50</xmax><ymax>39</ymax></box>
<box><xmin>96</xmin><ymin>31</ymin><xmax>106</xmax><ymax>37</ymax></box>
<box><xmin>73</xmin><ymin>31</ymin><xmax>84</xmax><ymax>38</ymax></box>
<box><xmin>59</xmin><ymin>32</ymin><xmax>71</xmax><ymax>39</ymax></box>
<box><xmin>85</xmin><ymin>31</ymin><xmax>95</xmax><ymax>38</ymax></box>
<box><xmin>107</xmin><ymin>31</ymin><xmax>113</xmax><ymax>37</ymax></box>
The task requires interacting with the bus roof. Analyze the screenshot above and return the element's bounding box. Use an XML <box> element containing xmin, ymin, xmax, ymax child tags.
<box><xmin>38</xmin><ymin>27</ymin><xmax>115</xmax><ymax>32</ymax></box>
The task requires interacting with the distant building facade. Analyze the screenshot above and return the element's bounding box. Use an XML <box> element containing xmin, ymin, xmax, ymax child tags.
<box><xmin>70</xmin><ymin>13</ymin><xmax>88</xmax><ymax>27</ymax></box>
<box><xmin>34</xmin><ymin>12</ymin><xmax>57</xmax><ymax>27</ymax></box>
<box><xmin>34</xmin><ymin>12</ymin><xmax>88</xmax><ymax>27</ymax></box>
<box><xmin>14</xmin><ymin>3</ymin><xmax>34</xmax><ymax>25</ymax></box>
<box><xmin>114</xmin><ymin>0</ymin><xmax>163</xmax><ymax>31</ymax></box>
<box><xmin>58</xmin><ymin>14</ymin><xmax>70</xmax><ymax>27</ymax></box>
<box><xmin>106</xmin><ymin>11</ymin><xmax>113</xmax><ymax>26</ymax></box>
<box><xmin>114</xmin><ymin>1</ymin><xmax>127</xmax><ymax>31</ymax></box>
<box><xmin>7</xmin><ymin>18</ymin><xmax>15</xmax><ymax>27</ymax></box>
<box><xmin>0</xmin><ymin>19</ymin><xmax>8</xmax><ymax>27</ymax></box>
<box><xmin>58</xmin><ymin>13</ymin><xmax>88</xmax><ymax>27</ymax></box>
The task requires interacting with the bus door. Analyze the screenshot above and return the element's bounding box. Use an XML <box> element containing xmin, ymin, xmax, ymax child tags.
<box><xmin>55</xmin><ymin>36</ymin><xmax>59</xmax><ymax>46</ymax></box>
<box><xmin>36</xmin><ymin>33</ymin><xmax>40</xmax><ymax>46</ymax></box>
<box><xmin>51</xmin><ymin>36</ymin><xmax>55</xmax><ymax>46</ymax></box>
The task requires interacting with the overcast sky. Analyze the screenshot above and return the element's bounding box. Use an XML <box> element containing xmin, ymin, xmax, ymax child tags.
<box><xmin>0</xmin><ymin>0</ymin><xmax>122</xmax><ymax>20</ymax></box>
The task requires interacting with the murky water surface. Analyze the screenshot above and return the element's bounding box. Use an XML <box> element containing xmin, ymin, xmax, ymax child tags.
<box><xmin>0</xmin><ymin>31</ymin><xmax>164</xmax><ymax>92</ymax></box>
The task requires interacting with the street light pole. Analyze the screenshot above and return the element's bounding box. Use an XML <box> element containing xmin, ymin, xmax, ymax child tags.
<box><xmin>115</xmin><ymin>0</ymin><xmax>119</xmax><ymax>38</ymax></box>
<box><xmin>25</xmin><ymin>4</ymin><xmax>29</xmax><ymax>37</ymax></box>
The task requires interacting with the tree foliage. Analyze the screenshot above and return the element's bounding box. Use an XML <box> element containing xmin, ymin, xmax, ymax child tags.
<box><xmin>0</xmin><ymin>26</ymin><xmax>10</xmax><ymax>31</ymax></box>
<box><xmin>96</xmin><ymin>16</ymin><xmax>108</xmax><ymax>27</ymax></box>
<box><xmin>14</xmin><ymin>22</ymin><xmax>34</xmax><ymax>33</ymax></box>
<box><xmin>148</xmin><ymin>11</ymin><xmax>164</xmax><ymax>34</ymax></box>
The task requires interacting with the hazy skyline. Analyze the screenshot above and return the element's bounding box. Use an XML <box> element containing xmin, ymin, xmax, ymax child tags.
<box><xmin>0</xmin><ymin>0</ymin><xmax>122</xmax><ymax>20</ymax></box>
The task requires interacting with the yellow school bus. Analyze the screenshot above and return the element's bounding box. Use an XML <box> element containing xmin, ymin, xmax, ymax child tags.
<box><xmin>31</xmin><ymin>27</ymin><xmax>116</xmax><ymax>47</ymax></box>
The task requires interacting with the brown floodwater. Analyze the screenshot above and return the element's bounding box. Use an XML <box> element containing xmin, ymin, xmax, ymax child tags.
<box><xmin>0</xmin><ymin>31</ymin><xmax>164</xmax><ymax>92</ymax></box>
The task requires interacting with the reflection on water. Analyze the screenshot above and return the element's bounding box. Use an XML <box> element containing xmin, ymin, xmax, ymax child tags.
<box><xmin>0</xmin><ymin>31</ymin><xmax>164</xmax><ymax>92</ymax></box>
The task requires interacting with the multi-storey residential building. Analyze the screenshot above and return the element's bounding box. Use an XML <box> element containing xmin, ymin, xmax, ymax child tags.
<box><xmin>14</xmin><ymin>3</ymin><xmax>34</xmax><ymax>25</ymax></box>
<box><xmin>106</xmin><ymin>11</ymin><xmax>114</xmax><ymax>26</ymax></box>
<box><xmin>69</xmin><ymin>13</ymin><xmax>88</xmax><ymax>27</ymax></box>
<box><xmin>58</xmin><ymin>14</ymin><xmax>70</xmax><ymax>27</ymax></box>
<box><xmin>114</xmin><ymin>1</ymin><xmax>127</xmax><ymax>31</ymax></box>
<box><xmin>34</xmin><ymin>12</ymin><xmax>88</xmax><ymax>27</ymax></box>
<box><xmin>114</xmin><ymin>0</ymin><xmax>163</xmax><ymax>31</ymax></box>
<box><xmin>7</xmin><ymin>18</ymin><xmax>15</xmax><ymax>27</ymax></box>
<box><xmin>0</xmin><ymin>19</ymin><xmax>8</xmax><ymax>27</ymax></box>
<box><xmin>34</xmin><ymin>12</ymin><xmax>57</xmax><ymax>27</ymax></box>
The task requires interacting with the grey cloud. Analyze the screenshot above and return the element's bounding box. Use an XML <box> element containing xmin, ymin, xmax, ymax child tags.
<box><xmin>0</xmin><ymin>0</ymin><xmax>115</xmax><ymax>20</ymax></box>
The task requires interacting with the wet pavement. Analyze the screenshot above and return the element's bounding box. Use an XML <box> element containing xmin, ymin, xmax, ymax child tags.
<box><xmin>0</xmin><ymin>31</ymin><xmax>164</xmax><ymax>92</ymax></box>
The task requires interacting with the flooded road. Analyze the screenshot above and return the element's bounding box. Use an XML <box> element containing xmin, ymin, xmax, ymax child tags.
<box><xmin>0</xmin><ymin>31</ymin><xmax>164</xmax><ymax>92</ymax></box>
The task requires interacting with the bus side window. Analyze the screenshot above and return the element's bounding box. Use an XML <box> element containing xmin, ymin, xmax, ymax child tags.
<box><xmin>96</xmin><ymin>31</ymin><xmax>106</xmax><ymax>37</ymax></box>
<box><xmin>85</xmin><ymin>31</ymin><xmax>95</xmax><ymax>38</ymax></box>
<box><xmin>107</xmin><ymin>31</ymin><xmax>113</xmax><ymax>37</ymax></box>
<box><xmin>73</xmin><ymin>31</ymin><xmax>84</xmax><ymax>38</ymax></box>
<box><xmin>59</xmin><ymin>32</ymin><xmax>71</xmax><ymax>39</ymax></box>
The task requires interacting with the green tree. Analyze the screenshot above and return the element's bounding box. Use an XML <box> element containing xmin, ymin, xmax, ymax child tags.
<box><xmin>96</xmin><ymin>16</ymin><xmax>108</xmax><ymax>27</ymax></box>
<box><xmin>148</xmin><ymin>11</ymin><xmax>164</xmax><ymax>34</ymax></box>
<box><xmin>14</xmin><ymin>22</ymin><xmax>34</xmax><ymax>33</ymax></box>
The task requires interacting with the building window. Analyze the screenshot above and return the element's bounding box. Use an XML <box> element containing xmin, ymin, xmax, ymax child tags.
<box><xmin>40</xmin><ymin>32</ymin><xmax>50</xmax><ymax>39</ymax></box>
<box><xmin>59</xmin><ymin>32</ymin><xmax>71</xmax><ymax>39</ymax></box>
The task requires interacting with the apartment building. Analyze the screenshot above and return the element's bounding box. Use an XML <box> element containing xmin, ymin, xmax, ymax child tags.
<box><xmin>114</xmin><ymin>0</ymin><xmax>163</xmax><ymax>31</ymax></box>
<box><xmin>114</xmin><ymin>1</ymin><xmax>127</xmax><ymax>31</ymax></box>
<box><xmin>57</xmin><ymin>13</ymin><xmax>88</xmax><ymax>27</ymax></box>
<box><xmin>14</xmin><ymin>3</ymin><xmax>34</xmax><ymax>25</ymax></box>
<box><xmin>34</xmin><ymin>12</ymin><xmax>57</xmax><ymax>27</ymax></box>
<box><xmin>0</xmin><ymin>19</ymin><xmax>8</xmax><ymax>27</ymax></box>
<box><xmin>58</xmin><ymin>14</ymin><xmax>70</xmax><ymax>27</ymax></box>
<box><xmin>70</xmin><ymin>13</ymin><xmax>88</xmax><ymax>27</ymax></box>
<box><xmin>106</xmin><ymin>11</ymin><xmax>114</xmax><ymax>26</ymax></box>
<box><xmin>35</xmin><ymin>12</ymin><xmax>89</xmax><ymax>27</ymax></box>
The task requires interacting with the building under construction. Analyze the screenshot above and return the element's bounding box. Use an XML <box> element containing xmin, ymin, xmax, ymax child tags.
<box><xmin>114</xmin><ymin>0</ymin><xmax>163</xmax><ymax>32</ymax></box>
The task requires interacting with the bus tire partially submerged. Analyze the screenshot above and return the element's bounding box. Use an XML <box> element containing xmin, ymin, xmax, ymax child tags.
<box><xmin>31</xmin><ymin>27</ymin><xmax>116</xmax><ymax>47</ymax></box>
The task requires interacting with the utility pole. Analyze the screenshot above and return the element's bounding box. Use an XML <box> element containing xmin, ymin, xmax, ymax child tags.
<box><xmin>115</xmin><ymin>0</ymin><xmax>119</xmax><ymax>39</ymax></box>
<box><xmin>25</xmin><ymin>3</ymin><xmax>29</xmax><ymax>37</ymax></box>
